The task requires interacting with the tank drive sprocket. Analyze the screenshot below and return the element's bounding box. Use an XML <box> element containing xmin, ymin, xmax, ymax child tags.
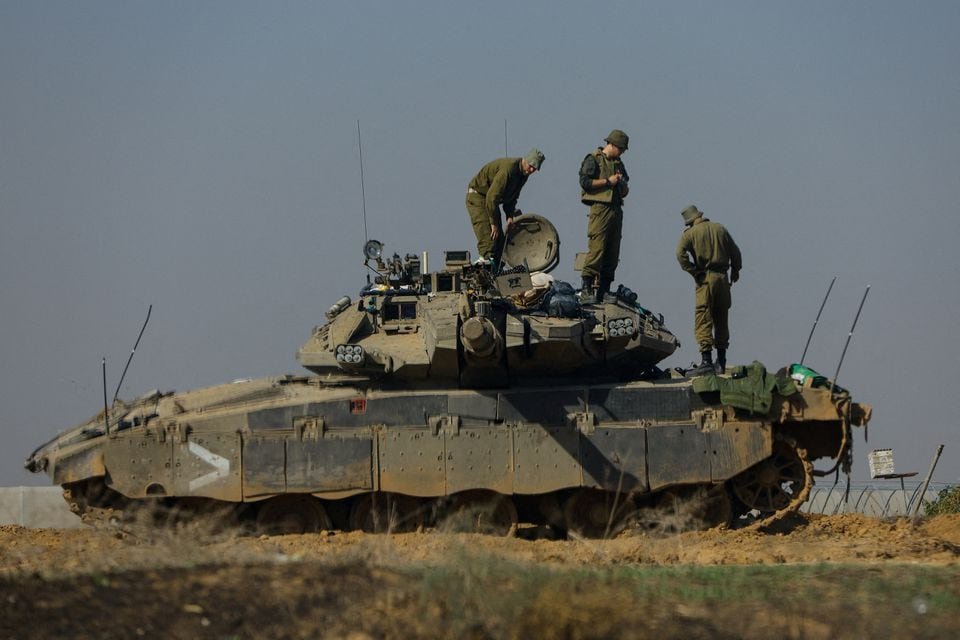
<box><xmin>730</xmin><ymin>435</ymin><xmax>813</xmax><ymax>529</ymax></box>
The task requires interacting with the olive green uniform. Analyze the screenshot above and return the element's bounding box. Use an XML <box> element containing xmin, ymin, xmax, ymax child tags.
<box><xmin>579</xmin><ymin>149</ymin><xmax>629</xmax><ymax>283</ymax></box>
<box><xmin>675</xmin><ymin>217</ymin><xmax>742</xmax><ymax>352</ymax></box>
<box><xmin>465</xmin><ymin>157</ymin><xmax>528</xmax><ymax>259</ymax></box>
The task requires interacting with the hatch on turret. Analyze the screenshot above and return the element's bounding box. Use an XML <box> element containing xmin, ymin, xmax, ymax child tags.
<box><xmin>502</xmin><ymin>214</ymin><xmax>560</xmax><ymax>273</ymax></box>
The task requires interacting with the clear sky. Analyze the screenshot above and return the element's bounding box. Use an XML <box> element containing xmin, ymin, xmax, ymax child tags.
<box><xmin>2</xmin><ymin>1</ymin><xmax>958</xmax><ymax>487</ymax></box>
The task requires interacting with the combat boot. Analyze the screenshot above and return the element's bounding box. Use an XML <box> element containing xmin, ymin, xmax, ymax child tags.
<box><xmin>580</xmin><ymin>276</ymin><xmax>597</xmax><ymax>305</ymax></box>
<box><xmin>716</xmin><ymin>349</ymin><xmax>727</xmax><ymax>374</ymax></box>
<box><xmin>597</xmin><ymin>277</ymin><xmax>613</xmax><ymax>302</ymax></box>
<box><xmin>687</xmin><ymin>351</ymin><xmax>715</xmax><ymax>377</ymax></box>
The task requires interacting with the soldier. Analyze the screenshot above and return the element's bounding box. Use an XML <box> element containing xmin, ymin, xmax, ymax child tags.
<box><xmin>675</xmin><ymin>205</ymin><xmax>742</xmax><ymax>375</ymax></box>
<box><xmin>578</xmin><ymin>129</ymin><xmax>630</xmax><ymax>303</ymax></box>
<box><xmin>466</xmin><ymin>148</ymin><xmax>544</xmax><ymax>265</ymax></box>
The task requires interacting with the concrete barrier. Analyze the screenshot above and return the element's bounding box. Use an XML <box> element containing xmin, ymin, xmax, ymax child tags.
<box><xmin>0</xmin><ymin>486</ymin><xmax>82</xmax><ymax>528</ymax></box>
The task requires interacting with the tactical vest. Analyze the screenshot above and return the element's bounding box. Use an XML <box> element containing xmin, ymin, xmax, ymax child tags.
<box><xmin>580</xmin><ymin>149</ymin><xmax>624</xmax><ymax>205</ymax></box>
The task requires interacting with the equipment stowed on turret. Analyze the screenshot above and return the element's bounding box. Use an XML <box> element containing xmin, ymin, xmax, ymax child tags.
<box><xmin>297</xmin><ymin>214</ymin><xmax>678</xmax><ymax>387</ymax></box>
<box><xmin>25</xmin><ymin>214</ymin><xmax>870</xmax><ymax>538</ymax></box>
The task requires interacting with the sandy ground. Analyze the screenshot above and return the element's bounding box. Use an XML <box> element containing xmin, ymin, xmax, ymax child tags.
<box><xmin>1</xmin><ymin>513</ymin><xmax>958</xmax><ymax>639</ymax></box>
<box><xmin>2</xmin><ymin>513</ymin><xmax>959</xmax><ymax>575</ymax></box>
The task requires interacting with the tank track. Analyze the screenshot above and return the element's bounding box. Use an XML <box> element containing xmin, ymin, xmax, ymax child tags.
<box><xmin>63</xmin><ymin>481</ymin><xmax>243</xmax><ymax>536</ymax></box>
<box><xmin>62</xmin><ymin>482</ymin><xmax>126</xmax><ymax>530</ymax></box>
<box><xmin>740</xmin><ymin>435</ymin><xmax>813</xmax><ymax>530</ymax></box>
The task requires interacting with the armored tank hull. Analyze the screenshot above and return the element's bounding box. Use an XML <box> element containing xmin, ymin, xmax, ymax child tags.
<box><xmin>25</xmin><ymin>364</ymin><xmax>869</xmax><ymax>536</ymax></box>
<box><xmin>24</xmin><ymin>216</ymin><xmax>870</xmax><ymax>535</ymax></box>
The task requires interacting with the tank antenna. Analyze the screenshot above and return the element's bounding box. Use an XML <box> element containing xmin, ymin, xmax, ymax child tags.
<box><xmin>357</xmin><ymin>120</ymin><xmax>371</xmax><ymax>284</ymax></box>
<box><xmin>504</xmin><ymin>119</ymin><xmax>508</xmax><ymax>155</ymax></box>
<box><xmin>800</xmin><ymin>276</ymin><xmax>836</xmax><ymax>365</ymax></box>
<box><xmin>113</xmin><ymin>304</ymin><xmax>153</xmax><ymax>403</ymax></box>
<box><xmin>101</xmin><ymin>357</ymin><xmax>110</xmax><ymax>436</ymax></box>
<box><xmin>829</xmin><ymin>285</ymin><xmax>870</xmax><ymax>394</ymax></box>
<box><xmin>357</xmin><ymin>120</ymin><xmax>369</xmax><ymax>245</ymax></box>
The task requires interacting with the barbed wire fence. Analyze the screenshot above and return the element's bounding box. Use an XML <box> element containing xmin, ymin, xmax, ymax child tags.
<box><xmin>802</xmin><ymin>481</ymin><xmax>953</xmax><ymax>517</ymax></box>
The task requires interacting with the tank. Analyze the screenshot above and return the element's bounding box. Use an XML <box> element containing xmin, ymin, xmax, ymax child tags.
<box><xmin>24</xmin><ymin>215</ymin><xmax>871</xmax><ymax>536</ymax></box>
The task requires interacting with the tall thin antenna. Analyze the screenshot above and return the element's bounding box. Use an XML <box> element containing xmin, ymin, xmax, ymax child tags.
<box><xmin>357</xmin><ymin>119</ymin><xmax>369</xmax><ymax>243</ymax></box>
<box><xmin>113</xmin><ymin>304</ymin><xmax>153</xmax><ymax>403</ymax></box>
<box><xmin>800</xmin><ymin>277</ymin><xmax>836</xmax><ymax>365</ymax></box>
<box><xmin>101</xmin><ymin>357</ymin><xmax>110</xmax><ymax>436</ymax></box>
<box><xmin>504</xmin><ymin>119</ymin><xmax>508</xmax><ymax>156</ymax></box>
<box><xmin>830</xmin><ymin>285</ymin><xmax>870</xmax><ymax>394</ymax></box>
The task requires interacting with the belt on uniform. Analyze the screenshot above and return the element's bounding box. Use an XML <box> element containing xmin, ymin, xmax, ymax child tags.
<box><xmin>705</xmin><ymin>267</ymin><xmax>728</xmax><ymax>273</ymax></box>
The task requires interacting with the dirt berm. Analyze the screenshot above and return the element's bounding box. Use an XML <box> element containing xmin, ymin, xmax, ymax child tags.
<box><xmin>2</xmin><ymin>513</ymin><xmax>958</xmax><ymax>639</ymax></box>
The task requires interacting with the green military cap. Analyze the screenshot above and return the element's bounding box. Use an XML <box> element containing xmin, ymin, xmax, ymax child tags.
<box><xmin>524</xmin><ymin>148</ymin><xmax>545</xmax><ymax>170</ymax></box>
<box><xmin>681</xmin><ymin>205</ymin><xmax>703</xmax><ymax>224</ymax></box>
<box><xmin>604</xmin><ymin>129</ymin><xmax>629</xmax><ymax>150</ymax></box>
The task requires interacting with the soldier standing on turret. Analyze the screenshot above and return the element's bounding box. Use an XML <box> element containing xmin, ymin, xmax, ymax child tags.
<box><xmin>675</xmin><ymin>205</ymin><xmax>742</xmax><ymax>376</ymax></box>
<box><xmin>578</xmin><ymin>129</ymin><xmax>630</xmax><ymax>303</ymax></box>
<box><xmin>466</xmin><ymin>148</ymin><xmax>544</xmax><ymax>265</ymax></box>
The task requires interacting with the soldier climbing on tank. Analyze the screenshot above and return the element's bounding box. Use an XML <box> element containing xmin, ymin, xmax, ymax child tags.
<box><xmin>578</xmin><ymin>129</ymin><xmax>630</xmax><ymax>304</ymax></box>
<box><xmin>675</xmin><ymin>205</ymin><xmax>742</xmax><ymax>376</ymax></box>
<box><xmin>466</xmin><ymin>148</ymin><xmax>544</xmax><ymax>266</ymax></box>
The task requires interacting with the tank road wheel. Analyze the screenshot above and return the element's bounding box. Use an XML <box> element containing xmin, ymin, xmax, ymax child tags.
<box><xmin>563</xmin><ymin>488</ymin><xmax>636</xmax><ymax>539</ymax></box>
<box><xmin>442</xmin><ymin>491</ymin><xmax>518</xmax><ymax>535</ymax></box>
<box><xmin>730</xmin><ymin>436</ymin><xmax>812</xmax><ymax>527</ymax></box>
<box><xmin>652</xmin><ymin>485</ymin><xmax>733</xmax><ymax>532</ymax></box>
<box><xmin>349</xmin><ymin>493</ymin><xmax>424</xmax><ymax>533</ymax></box>
<box><xmin>255</xmin><ymin>495</ymin><xmax>332</xmax><ymax>535</ymax></box>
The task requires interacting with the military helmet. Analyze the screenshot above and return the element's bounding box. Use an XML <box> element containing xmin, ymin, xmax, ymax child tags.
<box><xmin>604</xmin><ymin>129</ymin><xmax>629</xmax><ymax>150</ymax></box>
<box><xmin>523</xmin><ymin>148</ymin><xmax>545</xmax><ymax>170</ymax></box>
<box><xmin>681</xmin><ymin>205</ymin><xmax>703</xmax><ymax>224</ymax></box>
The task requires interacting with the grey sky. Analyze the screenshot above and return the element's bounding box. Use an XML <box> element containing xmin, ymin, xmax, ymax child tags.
<box><xmin>2</xmin><ymin>1</ymin><xmax>958</xmax><ymax>487</ymax></box>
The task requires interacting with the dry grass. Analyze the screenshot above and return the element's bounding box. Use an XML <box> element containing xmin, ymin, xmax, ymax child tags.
<box><xmin>399</xmin><ymin>550</ymin><xmax>960</xmax><ymax>639</ymax></box>
<box><xmin>2</xmin><ymin>511</ymin><xmax>959</xmax><ymax>639</ymax></box>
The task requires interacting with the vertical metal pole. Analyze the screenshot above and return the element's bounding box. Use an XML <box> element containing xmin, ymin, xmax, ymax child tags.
<box><xmin>911</xmin><ymin>444</ymin><xmax>945</xmax><ymax>517</ymax></box>
<box><xmin>843</xmin><ymin>474</ymin><xmax>851</xmax><ymax>513</ymax></box>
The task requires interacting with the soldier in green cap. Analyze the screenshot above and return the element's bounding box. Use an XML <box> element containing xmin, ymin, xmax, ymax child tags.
<box><xmin>578</xmin><ymin>130</ymin><xmax>630</xmax><ymax>303</ymax></box>
<box><xmin>466</xmin><ymin>148</ymin><xmax>544</xmax><ymax>264</ymax></box>
<box><xmin>675</xmin><ymin>205</ymin><xmax>742</xmax><ymax>375</ymax></box>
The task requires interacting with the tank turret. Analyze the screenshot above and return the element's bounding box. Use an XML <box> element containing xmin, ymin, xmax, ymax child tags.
<box><xmin>296</xmin><ymin>214</ymin><xmax>679</xmax><ymax>387</ymax></box>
